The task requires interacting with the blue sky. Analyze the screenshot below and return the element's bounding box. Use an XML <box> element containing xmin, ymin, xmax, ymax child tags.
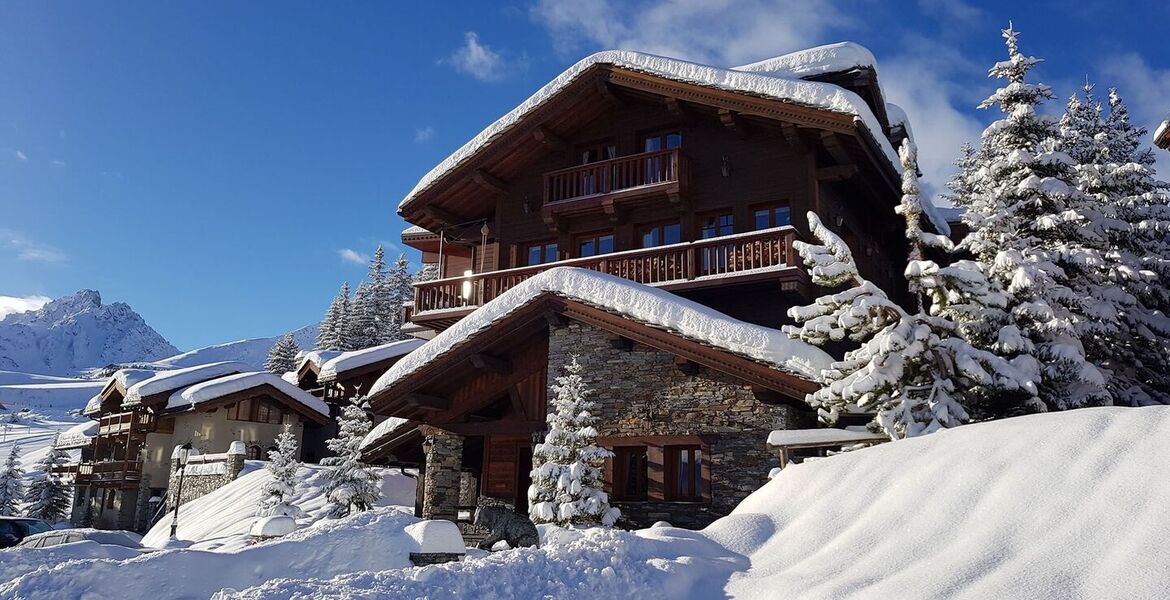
<box><xmin>1</xmin><ymin>0</ymin><xmax>1168</xmax><ymax>350</ymax></box>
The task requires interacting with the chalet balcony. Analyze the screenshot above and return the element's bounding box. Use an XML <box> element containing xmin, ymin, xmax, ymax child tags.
<box><xmin>542</xmin><ymin>148</ymin><xmax>688</xmax><ymax>220</ymax></box>
<box><xmin>412</xmin><ymin>226</ymin><xmax>807</xmax><ymax>328</ymax></box>
<box><xmin>82</xmin><ymin>460</ymin><xmax>143</xmax><ymax>489</ymax></box>
<box><xmin>97</xmin><ymin>411</ymin><xmax>157</xmax><ymax>436</ymax></box>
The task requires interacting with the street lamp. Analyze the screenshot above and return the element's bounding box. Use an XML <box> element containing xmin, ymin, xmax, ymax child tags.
<box><xmin>169</xmin><ymin>442</ymin><xmax>192</xmax><ymax>538</ymax></box>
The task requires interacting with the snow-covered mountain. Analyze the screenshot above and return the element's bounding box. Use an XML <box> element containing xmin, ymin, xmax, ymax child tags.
<box><xmin>148</xmin><ymin>324</ymin><xmax>318</xmax><ymax>371</ymax></box>
<box><xmin>0</xmin><ymin>290</ymin><xmax>178</xmax><ymax>376</ymax></box>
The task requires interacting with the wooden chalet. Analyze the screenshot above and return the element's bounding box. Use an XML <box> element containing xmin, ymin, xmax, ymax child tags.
<box><xmin>67</xmin><ymin>364</ymin><xmax>329</xmax><ymax>530</ymax></box>
<box><xmin>1156</xmin><ymin>117</ymin><xmax>1169</xmax><ymax>150</ymax></box>
<box><xmin>368</xmin><ymin>43</ymin><xmax>930</xmax><ymax>529</ymax></box>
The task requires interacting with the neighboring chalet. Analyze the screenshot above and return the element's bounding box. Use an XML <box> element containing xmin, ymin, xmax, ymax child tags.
<box><xmin>61</xmin><ymin>362</ymin><xmax>330</xmax><ymax>530</ymax></box>
<box><xmin>360</xmin><ymin>43</ymin><xmax>934</xmax><ymax>529</ymax></box>
<box><xmin>1156</xmin><ymin>116</ymin><xmax>1168</xmax><ymax>150</ymax></box>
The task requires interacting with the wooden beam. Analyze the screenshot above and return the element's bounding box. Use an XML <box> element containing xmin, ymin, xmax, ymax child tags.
<box><xmin>820</xmin><ymin>131</ymin><xmax>853</xmax><ymax>167</ymax></box>
<box><xmin>816</xmin><ymin>164</ymin><xmax>860</xmax><ymax>182</ymax></box>
<box><xmin>421</xmin><ymin>205</ymin><xmax>462</xmax><ymax>228</ymax></box>
<box><xmin>472</xmin><ymin>169</ymin><xmax>509</xmax><ymax>196</ymax></box>
<box><xmin>402</xmin><ymin>393</ymin><xmax>448</xmax><ymax>412</ymax></box>
<box><xmin>532</xmin><ymin>126</ymin><xmax>568</xmax><ymax>153</ymax></box>
<box><xmin>780</xmin><ymin>123</ymin><xmax>805</xmax><ymax>150</ymax></box>
<box><xmin>664</xmin><ymin>97</ymin><xmax>693</xmax><ymax>122</ymax></box>
<box><xmin>718</xmin><ymin>108</ymin><xmax>751</xmax><ymax>139</ymax></box>
<box><xmin>507</xmin><ymin>385</ymin><xmax>527</xmax><ymax>419</ymax></box>
<box><xmin>595</xmin><ymin>78</ymin><xmax>624</xmax><ymax>107</ymax></box>
<box><xmin>469</xmin><ymin>353</ymin><xmax>511</xmax><ymax>374</ymax></box>
<box><xmin>441</xmin><ymin>420</ymin><xmax>546</xmax><ymax>436</ymax></box>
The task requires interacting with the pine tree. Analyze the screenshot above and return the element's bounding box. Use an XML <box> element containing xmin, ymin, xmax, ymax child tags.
<box><xmin>1060</xmin><ymin>84</ymin><xmax>1170</xmax><ymax>404</ymax></box>
<box><xmin>257</xmin><ymin>423</ymin><xmax>304</xmax><ymax>518</ymax></box>
<box><xmin>322</xmin><ymin>398</ymin><xmax>381</xmax><ymax>517</ymax></box>
<box><xmin>23</xmin><ymin>436</ymin><xmax>71</xmax><ymax>523</ymax></box>
<box><xmin>382</xmin><ymin>254</ymin><xmax>414</xmax><ymax>343</ymax></box>
<box><xmin>415</xmin><ymin>263</ymin><xmax>440</xmax><ymax>283</ymax></box>
<box><xmin>528</xmin><ymin>356</ymin><xmax>620</xmax><ymax>527</ymax></box>
<box><xmin>316</xmin><ymin>282</ymin><xmax>351</xmax><ymax>351</ymax></box>
<box><xmin>364</xmin><ymin>246</ymin><xmax>398</xmax><ymax>345</ymax></box>
<box><xmin>346</xmin><ymin>282</ymin><xmax>378</xmax><ymax>350</ymax></box>
<box><xmin>264</xmin><ymin>333</ymin><xmax>300</xmax><ymax>374</ymax></box>
<box><xmin>0</xmin><ymin>445</ymin><xmax>24</xmax><ymax>516</ymax></box>
<box><xmin>948</xmin><ymin>24</ymin><xmax>1108</xmax><ymax>411</ymax></box>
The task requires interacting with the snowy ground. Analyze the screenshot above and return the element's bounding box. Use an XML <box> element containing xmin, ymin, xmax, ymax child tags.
<box><xmin>3</xmin><ymin>406</ymin><xmax>1168</xmax><ymax>599</ymax></box>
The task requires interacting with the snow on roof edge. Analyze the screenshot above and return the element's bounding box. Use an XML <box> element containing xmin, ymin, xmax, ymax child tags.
<box><xmin>369</xmin><ymin>267</ymin><xmax>832</xmax><ymax>399</ymax></box>
<box><xmin>319</xmin><ymin>339</ymin><xmax>427</xmax><ymax>381</ymax></box>
<box><xmin>359</xmin><ymin>417</ymin><xmax>413</xmax><ymax>452</ymax></box>
<box><xmin>397</xmin><ymin>49</ymin><xmax>903</xmax><ymax>213</ymax></box>
<box><xmin>732</xmin><ymin>41</ymin><xmax>878</xmax><ymax>79</ymax></box>
<box><xmin>166</xmin><ymin>371</ymin><xmax>330</xmax><ymax>417</ymax></box>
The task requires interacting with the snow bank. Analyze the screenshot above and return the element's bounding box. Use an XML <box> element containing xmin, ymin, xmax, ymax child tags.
<box><xmin>710</xmin><ymin>406</ymin><xmax>1170</xmax><ymax>599</ymax></box>
<box><xmin>165</xmin><ymin>371</ymin><xmax>330</xmax><ymax>417</ymax></box>
<box><xmin>124</xmin><ymin>361</ymin><xmax>249</xmax><ymax>405</ymax></box>
<box><xmin>400</xmin><ymin>49</ymin><xmax>901</xmax><ymax>211</ymax></box>
<box><xmin>733</xmin><ymin>41</ymin><xmax>877</xmax><ymax>79</ymax></box>
<box><xmin>360</xmin><ymin>416</ymin><xmax>411</xmax><ymax>452</ymax></box>
<box><xmin>765</xmin><ymin>427</ymin><xmax>887</xmax><ymax>446</ymax></box>
<box><xmin>141</xmin><ymin>463</ymin><xmax>416</xmax><ymax>549</ymax></box>
<box><xmin>371</xmin><ymin>268</ymin><xmax>832</xmax><ymax>398</ymax></box>
<box><xmin>318</xmin><ymin>339</ymin><xmax>426</xmax><ymax>381</ymax></box>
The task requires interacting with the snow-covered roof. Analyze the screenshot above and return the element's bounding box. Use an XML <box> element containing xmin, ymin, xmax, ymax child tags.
<box><xmin>732</xmin><ymin>41</ymin><xmax>878</xmax><ymax>79</ymax></box>
<box><xmin>82</xmin><ymin>394</ymin><xmax>103</xmax><ymax>416</ymax></box>
<box><xmin>885</xmin><ymin>102</ymin><xmax>912</xmax><ymax>141</ymax></box>
<box><xmin>55</xmin><ymin>420</ymin><xmax>100</xmax><ymax>449</ymax></box>
<box><xmin>280</xmin><ymin>370</ymin><xmax>299</xmax><ymax>385</ymax></box>
<box><xmin>125</xmin><ymin>361</ymin><xmax>250</xmax><ymax>405</ymax></box>
<box><xmin>114</xmin><ymin>368</ymin><xmax>159</xmax><ymax>392</ymax></box>
<box><xmin>398</xmin><ymin>48</ymin><xmax>901</xmax><ymax>212</ymax></box>
<box><xmin>1155</xmin><ymin>118</ymin><xmax>1169</xmax><ymax>149</ymax></box>
<box><xmin>165</xmin><ymin>371</ymin><xmax>330</xmax><ymax>417</ymax></box>
<box><xmin>318</xmin><ymin>339</ymin><xmax>427</xmax><ymax>382</ymax></box>
<box><xmin>369</xmin><ymin>267</ymin><xmax>833</xmax><ymax>398</ymax></box>
<box><xmin>297</xmin><ymin>350</ymin><xmax>343</xmax><ymax>374</ymax></box>
<box><xmin>359</xmin><ymin>417</ymin><xmax>412</xmax><ymax>452</ymax></box>
<box><xmin>766</xmin><ymin>427</ymin><xmax>888</xmax><ymax>447</ymax></box>
<box><xmin>401</xmin><ymin>225</ymin><xmax>433</xmax><ymax>236</ymax></box>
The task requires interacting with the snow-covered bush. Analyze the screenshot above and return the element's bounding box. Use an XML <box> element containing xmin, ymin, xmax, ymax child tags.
<box><xmin>529</xmin><ymin>356</ymin><xmax>619</xmax><ymax>527</ymax></box>
<box><xmin>322</xmin><ymin>399</ymin><xmax>381</xmax><ymax>517</ymax></box>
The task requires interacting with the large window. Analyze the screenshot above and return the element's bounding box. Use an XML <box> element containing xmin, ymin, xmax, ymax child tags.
<box><xmin>642</xmin><ymin>131</ymin><xmax>682</xmax><ymax>152</ymax></box>
<box><xmin>525</xmin><ymin>241</ymin><xmax>558</xmax><ymax>266</ymax></box>
<box><xmin>699</xmin><ymin>213</ymin><xmax>734</xmax><ymax>239</ymax></box>
<box><xmin>753</xmin><ymin>205</ymin><xmax>791</xmax><ymax>230</ymax></box>
<box><xmin>579</xmin><ymin>142</ymin><xmax>617</xmax><ymax>196</ymax></box>
<box><xmin>576</xmin><ymin>232</ymin><xmax>614</xmax><ymax>258</ymax></box>
<box><xmin>641</xmin><ymin>131</ymin><xmax>682</xmax><ymax>185</ymax></box>
<box><xmin>227</xmin><ymin>398</ymin><xmax>287</xmax><ymax>424</ymax></box>
<box><xmin>665</xmin><ymin>445</ymin><xmax>703</xmax><ymax>501</ymax></box>
<box><xmin>639</xmin><ymin>222</ymin><xmax>682</xmax><ymax>248</ymax></box>
<box><xmin>612</xmin><ymin>446</ymin><xmax>648</xmax><ymax>501</ymax></box>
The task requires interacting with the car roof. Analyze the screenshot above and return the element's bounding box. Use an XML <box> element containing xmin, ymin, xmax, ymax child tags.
<box><xmin>0</xmin><ymin>516</ymin><xmax>42</xmax><ymax>522</ymax></box>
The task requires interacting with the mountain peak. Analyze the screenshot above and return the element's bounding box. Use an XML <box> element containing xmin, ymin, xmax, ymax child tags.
<box><xmin>0</xmin><ymin>290</ymin><xmax>178</xmax><ymax>376</ymax></box>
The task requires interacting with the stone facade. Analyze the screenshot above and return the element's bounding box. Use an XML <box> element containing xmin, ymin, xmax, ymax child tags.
<box><xmin>167</xmin><ymin>449</ymin><xmax>246</xmax><ymax>508</ymax></box>
<box><xmin>421</xmin><ymin>426</ymin><xmax>463</xmax><ymax>521</ymax></box>
<box><xmin>546</xmin><ymin>321</ymin><xmax>812</xmax><ymax>528</ymax></box>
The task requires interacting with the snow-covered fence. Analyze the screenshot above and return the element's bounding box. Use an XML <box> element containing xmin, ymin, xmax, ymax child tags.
<box><xmin>766</xmin><ymin>428</ymin><xmax>887</xmax><ymax>470</ymax></box>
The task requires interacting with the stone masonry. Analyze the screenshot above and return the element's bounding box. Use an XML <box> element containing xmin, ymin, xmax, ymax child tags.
<box><xmin>546</xmin><ymin>321</ymin><xmax>813</xmax><ymax>528</ymax></box>
<box><xmin>167</xmin><ymin>449</ymin><xmax>246</xmax><ymax>508</ymax></box>
<box><xmin>421</xmin><ymin>426</ymin><xmax>463</xmax><ymax>521</ymax></box>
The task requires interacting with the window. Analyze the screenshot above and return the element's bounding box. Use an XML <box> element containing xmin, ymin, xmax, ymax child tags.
<box><xmin>227</xmin><ymin>398</ymin><xmax>285</xmax><ymax>424</ymax></box>
<box><xmin>612</xmin><ymin>446</ymin><xmax>648</xmax><ymax>501</ymax></box>
<box><xmin>642</xmin><ymin>131</ymin><xmax>682</xmax><ymax>152</ymax></box>
<box><xmin>525</xmin><ymin>241</ymin><xmax>559</xmax><ymax>266</ymax></box>
<box><xmin>246</xmin><ymin>444</ymin><xmax>263</xmax><ymax>460</ymax></box>
<box><xmin>665</xmin><ymin>445</ymin><xmax>703</xmax><ymax>501</ymax></box>
<box><xmin>699</xmin><ymin>213</ymin><xmax>734</xmax><ymax>239</ymax></box>
<box><xmin>106</xmin><ymin>490</ymin><xmax>116</xmax><ymax>509</ymax></box>
<box><xmin>579</xmin><ymin>142</ymin><xmax>616</xmax><ymax>196</ymax></box>
<box><xmin>639</xmin><ymin>222</ymin><xmax>681</xmax><ymax>248</ymax></box>
<box><xmin>753</xmin><ymin>205</ymin><xmax>791</xmax><ymax>230</ymax></box>
<box><xmin>576</xmin><ymin>232</ymin><xmax>614</xmax><ymax>258</ymax></box>
<box><xmin>641</xmin><ymin>131</ymin><xmax>682</xmax><ymax>185</ymax></box>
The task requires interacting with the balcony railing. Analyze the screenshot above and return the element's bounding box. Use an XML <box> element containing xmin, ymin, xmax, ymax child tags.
<box><xmin>97</xmin><ymin>411</ymin><xmax>156</xmax><ymax>436</ymax></box>
<box><xmin>543</xmin><ymin>148</ymin><xmax>685</xmax><ymax>205</ymax></box>
<box><xmin>413</xmin><ymin>226</ymin><xmax>799</xmax><ymax>315</ymax></box>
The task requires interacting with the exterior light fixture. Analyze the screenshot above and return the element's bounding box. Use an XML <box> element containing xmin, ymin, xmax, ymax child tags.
<box><xmin>461</xmin><ymin>270</ymin><xmax>474</xmax><ymax>302</ymax></box>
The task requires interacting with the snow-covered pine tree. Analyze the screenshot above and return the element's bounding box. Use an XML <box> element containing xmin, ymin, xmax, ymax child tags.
<box><xmin>0</xmin><ymin>444</ymin><xmax>24</xmax><ymax>516</ymax></box>
<box><xmin>23</xmin><ymin>436</ymin><xmax>72</xmax><ymax>523</ymax></box>
<box><xmin>415</xmin><ymin>263</ymin><xmax>440</xmax><ymax>283</ymax></box>
<box><xmin>948</xmin><ymin>24</ymin><xmax>1108</xmax><ymax>411</ymax></box>
<box><xmin>264</xmin><ymin>333</ymin><xmax>300</xmax><ymax>374</ymax></box>
<box><xmin>786</xmin><ymin>142</ymin><xmax>1038</xmax><ymax>438</ymax></box>
<box><xmin>1060</xmin><ymin>84</ymin><xmax>1170</xmax><ymax>404</ymax></box>
<box><xmin>322</xmin><ymin>398</ymin><xmax>381</xmax><ymax>517</ymax></box>
<box><xmin>316</xmin><ymin>282</ymin><xmax>351</xmax><ymax>351</ymax></box>
<box><xmin>382</xmin><ymin>254</ymin><xmax>414</xmax><ymax>343</ymax></box>
<box><xmin>346</xmin><ymin>282</ymin><xmax>378</xmax><ymax>350</ymax></box>
<box><xmin>364</xmin><ymin>246</ymin><xmax>396</xmax><ymax>345</ymax></box>
<box><xmin>257</xmin><ymin>423</ymin><xmax>304</xmax><ymax>518</ymax></box>
<box><xmin>528</xmin><ymin>356</ymin><xmax>619</xmax><ymax>527</ymax></box>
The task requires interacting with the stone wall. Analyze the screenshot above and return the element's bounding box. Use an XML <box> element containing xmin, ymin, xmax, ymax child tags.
<box><xmin>546</xmin><ymin>321</ymin><xmax>813</xmax><ymax>528</ymax></box>
<box><xmin>167</xmin><ymin>450</ymin><xmax>246</xmax><ymax>508</ymax></box>
<box><xmin>421</xmin><ymin>426</ymin><xmax>463</xmax><ymax>521</ymax></box>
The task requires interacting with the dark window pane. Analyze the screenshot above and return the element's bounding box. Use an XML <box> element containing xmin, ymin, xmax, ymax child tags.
<box><xmin>754</xmin><ymin>209</ymin><xmax>770</xmax><ymax>230</ymax></box>
<box><xmin>644</xmin><ymin>137</ymin><xmax>662</xmax><ymax>152</ymax></box>
<box><xmin>679</xmin><ymin>450</ymin><xmax>689</xmax><ymax>497</ymax></box>
<box><xmin>579</xmin><ymin>240</ymin><xmax>596</xmax><ymax>257</ymax></box>
<box><xmin>719</xmin><ymin>214</ymin><xmax>734</xmax><ymax>235</ymax></box>
<box><xmin>774</xmin><ymin>207</ymin><xmax>791</xmax><ymax>226</ymax></box>
<box><xmin>641</xmin><ymin>228</ymin><xmax>658</xmax><ymax>248</ymax></box>
<box><xmin>663</xmin><ymin>223</ymin><xmax>681</xmax><ymax>245</ymax></box>
<box><xmin>545</xmin><ymin>244</ymin><xmax>558</xmax><ymax>263</ymax></box>
<box><xmin>598</xmin><ymin>235</ymin><xmax>614</xmax><ymax>255</ymax></box>
<box><xmin>527</xmin><ymin>246</ymin><xmax>542</xmax><ymax>266</ymax></box>
<box><xmin>666</xmin><ymin>133</ymin><xmax>682</xmax><ymax>149</ymax></box>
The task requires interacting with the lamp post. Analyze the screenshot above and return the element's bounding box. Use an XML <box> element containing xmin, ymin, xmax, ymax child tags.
<box><xmin>169</xmin><ymin>442</ymin><xmax>192</xmax><ymax>538</ymax></box>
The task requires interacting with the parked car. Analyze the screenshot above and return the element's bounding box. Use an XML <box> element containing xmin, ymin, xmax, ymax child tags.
<box><xmin>16</xmin><ymin>528</ymin><xmax>144</xmax><ymax>550</ymax></box>
<box><xmin>0</xmin><ymin>517</ymin><xmax>53</xmax><ymax>548</ymax></box>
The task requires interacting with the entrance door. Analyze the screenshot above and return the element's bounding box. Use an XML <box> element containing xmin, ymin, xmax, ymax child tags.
<box><xmin>482</xmin><ymin>435</ymin><xmax>533</xmax><ymax>514</ymax></box>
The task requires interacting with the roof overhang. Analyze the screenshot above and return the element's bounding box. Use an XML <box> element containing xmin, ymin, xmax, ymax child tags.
<box><xmin>159</xmin><ymin>382</ymin><xmax>331</xmax><ymax>426</ymax></box>
<box><xmin>1156</xmin><ymin>119</ymin><xmax>1169</xmax><ymax>150</ymax></box>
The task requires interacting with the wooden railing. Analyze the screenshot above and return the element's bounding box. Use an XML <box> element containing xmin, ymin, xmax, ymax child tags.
<box><xmin>97</xmin><ymin>411</ymin><xmax>156</xmax><ymax>436</ymax></box>
<box><xmin>88</xmin><ymin>460</ymin><xmax>143</xmax><ymax>484</ymax></box>
<box><xmin>414</xmin><ymin>227</ymin><xmax>798</xmax><ymax>314</ymax></box>
<box><xmin>543</xmin><ymin>148</ymin><xmax>684</xmax><ymax>204</ymax></box>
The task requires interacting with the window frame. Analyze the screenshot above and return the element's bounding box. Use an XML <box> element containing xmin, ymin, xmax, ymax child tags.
<box><xmin>664</xmin><ymin>445</ymin><xmax>704</xmax><ymax>502</ymax></box>
<box><xmin>611</xmin><ymin>445</ymin><xmax>649</xmax><ymax>502</ymax></box>
<box><xmin>698</xmin><ymin>211</ymin><xmax>735</xmax><ymax>239</ymax></box>
<box><xmin>523</xmin><ymin>240</ymin><xmax>559</xmax><ymax>266</ymax></box>
<box><xmin>574</xmin><ymin>230</ymin><xmax>616</xmax><ymax>258</ymax></box>
<box><xmin>752</xmin><ymin>203</ymin><xmax>792</xmax><ymax>230</ymax></box>
<box><xmin>637</xmin><ymin>220</ymin><xmax>683</xmax><ymax>249</ymax></box>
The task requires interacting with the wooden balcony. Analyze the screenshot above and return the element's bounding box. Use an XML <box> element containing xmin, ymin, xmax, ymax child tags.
<box><xmin>412</xmin><ymin>226</ymin><xmax>806</xmax><ymax>327</ymax></box>
<box><xmin>97</xmin><ymin>411</ymin><xmax>157</xmax><ymax>436</ymax></box>
<box><xmin>84</xmin><ymin>460</ymin><xmax>143</xmax><ymax>489</ymax></box>
<box><xmin>542</xmin><ymin>148</ymin><xmax>688</xmax><ymax>220</ymax></box>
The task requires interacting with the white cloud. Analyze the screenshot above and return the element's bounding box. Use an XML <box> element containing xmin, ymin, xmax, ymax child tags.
<box><xmin>0</xmin><ymin>229</ymin><xmax>67</xmax><ymax>263</ymax></box>
<box><xmin>14</xmin><ymin>150</ymin><xmax>27</xmax><ymax>161</ymax></box>
<box><xmin>0</xmin><ymin>295</ymin><xmax>51</xmax><ymax>320</ymax></box>
<box><xmin>415</xmin><ymin>126</ymin><xmax>436</xmax><ymax>142</ymax></box>
<box><xmin>51</xmin><ymin>159</ymin><xmax>66</xmax><ymax>167</ymax></box>
<box><xmin>446</xmin><ymin>32</ymin><xmax>522</xmax><ymax>82</ymax></box>
<box><xmin>530</xmin><ymin>0</ymin><xmax>850</xmax><ymax>65</ymax></box>
<box><xmin>338</xmin><ymin>248</ymin><xmax>370</xmax><ymax>265</ymax></box>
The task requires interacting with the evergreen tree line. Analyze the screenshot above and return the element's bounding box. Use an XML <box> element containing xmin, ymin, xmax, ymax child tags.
<box><xmin>0</xmin><ymin>437</ymin><xmax>73</xmax><ymax>523</ymax></box>
<box><xmin>789</xmin><ymin>25</ymin><xmax>1170</xmax><ymax>440</ymax></box>
<box><xmin>316</xmin><ymin>246</ymin><xmax>416</xmax><ymax>353</ymax></box>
